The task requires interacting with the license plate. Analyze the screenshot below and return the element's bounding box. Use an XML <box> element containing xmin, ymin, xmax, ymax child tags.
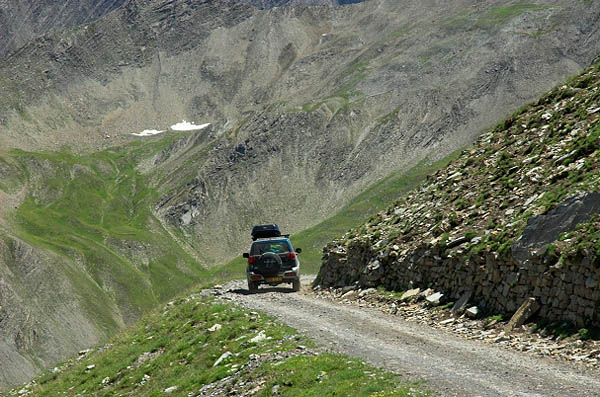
<box><xmin>267</xmin><ymin>277</ymin><xmax>282</xmax><ymax>283</ymax></box>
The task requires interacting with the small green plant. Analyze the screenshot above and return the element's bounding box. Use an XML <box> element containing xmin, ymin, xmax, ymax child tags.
<box><xmin>433</xmin><ymin>301</ymin><xmax>455</xmax><ymax>311</ymax></box>
<box><xmin>455</xmin><ymin>198</ymin><xmax>468</xmax><ymax>210</ymax></box>
<box><xmin>479</xmin><ymin>4</ymin><xmax>550</xmax><ymax>27</ymax></box>
<box><xmin>487</xmin><ymin>314</ymin><xmax>507</xmax><ymax>322</ymax></box>
<box><xmin>440</xmin><ymin>232</ymin><xmax>451</xmax><ymax>248</ymax></box>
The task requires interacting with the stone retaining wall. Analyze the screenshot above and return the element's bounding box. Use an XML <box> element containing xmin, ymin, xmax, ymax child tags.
<box><xmin>316</xmin><ymin>240</ymin><xmax>600</xmax><ymax>327</ymax></box>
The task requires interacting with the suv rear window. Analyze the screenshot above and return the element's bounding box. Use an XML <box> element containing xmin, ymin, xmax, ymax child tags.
<box><xmin>251</xmin><ymin>240</ymin><xmax>292</xmax><ymax>256</ymax></box>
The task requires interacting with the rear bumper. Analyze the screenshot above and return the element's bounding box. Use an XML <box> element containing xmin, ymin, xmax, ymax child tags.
<box><xmin>247</xmin><ymin>266</ymin><xmax>300</xmax><ymax>284</ymax></box>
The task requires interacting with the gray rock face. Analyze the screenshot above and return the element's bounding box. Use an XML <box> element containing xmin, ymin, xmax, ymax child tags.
<box><xmin>0</xmin><ymin>0</ymin><xmax>126</xmax><ymax>58</ymax></box>
<box><xmin>512</xmin><ymin>192</ymin><xmax>600</xmax><ymax>263</ymax></box>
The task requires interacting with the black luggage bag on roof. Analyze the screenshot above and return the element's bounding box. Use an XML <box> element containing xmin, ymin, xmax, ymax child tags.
<box><xmin>251</xmin><ymin>224</ymin><xmax>281</xmax><ymax>240</ymax></box>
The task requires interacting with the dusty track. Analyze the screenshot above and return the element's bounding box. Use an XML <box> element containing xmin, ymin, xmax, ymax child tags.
<box><xmin>221</xmin><ymin>277</ymin><xmax>600</xmax><ymax>397</ymax></box>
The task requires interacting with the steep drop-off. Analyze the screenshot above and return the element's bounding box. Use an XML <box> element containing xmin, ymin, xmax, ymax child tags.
<box><xmin>0</xmin><ymin>131</ymin><xmax>214</xmax><ymax>388</ymax></box>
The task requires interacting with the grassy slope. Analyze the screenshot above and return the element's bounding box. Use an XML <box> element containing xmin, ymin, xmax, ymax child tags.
<box><xmin>5</xmin><ymin>133</ymin><xmax>209</xmax><ymax>329</ymax></box>
<box><xmin>213</xmin><ymin>152</ymin><xmax>460</xmax><ymax>281</ymax></box>
<box><xmin>15</xmin><ymin>293</ymin><xmax>423</xmax><ymax>396</ymax></box>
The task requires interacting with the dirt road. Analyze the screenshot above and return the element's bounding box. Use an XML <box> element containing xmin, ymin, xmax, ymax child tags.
<box><xmin>221</xmin><ymin>277</ymin><xmax>600</xmax><ymax>397</ymax></box>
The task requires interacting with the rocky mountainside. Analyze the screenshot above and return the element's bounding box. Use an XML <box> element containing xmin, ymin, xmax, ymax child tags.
<box><xmin>242</xmin><ymin>0</ymin><xmax>334</xmax><ymax>9</ymax></box>
<box><xmin>155</xmin><ymin>0</ymin><xmax>600</xmax><ymax>265</ymax></box>
<box><xmin>316</xmin><ymin>60</ymin><xmax>600</xmax><ymax>328</ymax></box>
<box><xmin>1</xmin><ymin>0</ymin><xmax>600</xmax><ymax>389</ymax></box>
<box><xmin>242</xmin><ymin>0</ymin><xmax>361</xmax><ymax>9</ymax></box>
<box><xmin>0</xmin><ymin>0</ymin><xmax>126</xmax><ymax>58</ymax></box>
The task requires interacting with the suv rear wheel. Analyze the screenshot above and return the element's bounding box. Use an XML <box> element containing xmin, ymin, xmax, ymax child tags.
<box><xmin>292</xmin><ymin>279</ymin><xmax>300</xmax><ymax>292</ymax></box>
<box><xmin>248</xmin><ymin>280</ymin><xmax>258</xmax><ymax>292</ymax></box>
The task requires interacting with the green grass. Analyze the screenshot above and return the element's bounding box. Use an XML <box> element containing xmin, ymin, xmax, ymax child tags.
<box><xmin>20</xmin><ymin>295</ymin><xmax>423</xmax><ymax>396</ymax></box>
<box><xmin>299</xmin><ymin>59</ymin><xmax>369</xmax><ymax>114</ymax></box>
<box><xmin>444</xmin><ymin>3</ymin><xmax>552</xmax><ymax>29</ymax></box>
<box><xmin>213</xmin><ymin>151</ymin><xmax>461</xmax><ymax>281</ymax></box>
<box><xmin>254</xmin><ymin>354</ymin><xmax>419</xmax><ymax>396</ymax></box>
<box><xmin>9</xmin><ymin>133</ymin><xmax>210</xmax><ymax>329</ymax></box>
<box><xmin>479</xmin><ymin>4</ymin><xmax>551</xmax><ymax>26</ymax></box>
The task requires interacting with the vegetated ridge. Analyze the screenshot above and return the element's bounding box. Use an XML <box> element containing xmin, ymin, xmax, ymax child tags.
<box><xmin>0</xmin><ymin>131</ymin><xmax>217</xmax><ymax>389</ymax></box>
<box><xmin>6</xmin><ymin>291</ymin><xmax>421</xmax><ymax>396</ymax></box>
<box><xmin>316</xmin><ymin>60</ymin><xmax>600</xmax><ymax>329</ymax></box>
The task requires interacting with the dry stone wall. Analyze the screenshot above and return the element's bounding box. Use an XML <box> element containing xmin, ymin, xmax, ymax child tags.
<box><xmin>316</xmin><ymin>240</ymin><xmax>600</xmax><ymax>328</ymax></box>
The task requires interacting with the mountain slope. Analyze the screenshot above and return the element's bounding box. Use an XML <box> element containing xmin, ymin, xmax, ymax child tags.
<box><xmin>152</xmin><ymin>0</ymin><xmax>600</xmax><ymax>266</ymax></box>
<box><xmin>1</xmin><ymin>0</ymin><xmax>600</xmax><ymax>389</ymax></box>
<box><xmin>0</xmin><ymin>0</ymin><xmax>126</xmax><ymax>58</ymax></box>
<box><xmin>0</xmin><ymin>132</ymin><xmax>214</xmax><ymax>389</ymax></box>
<box><xmin>316</xmin><ymin>60</ymin><xmax>600</xmax><ymax>328</ymax></box>
<box><xmin>242</xmin><ymin>0</ymin><xmax>362</xmax><ymax>9</ymax></box>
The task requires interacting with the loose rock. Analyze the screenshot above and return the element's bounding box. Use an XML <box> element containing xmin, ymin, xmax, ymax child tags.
<box><xmin>505</xmin><ymin>298</ymin><xmax>540</xmax><ymax>333</ymax></box>
<box><xmin>213</xmin><ymin>351</ymin><xmax>232</xmax><ymax>367</ymax></box>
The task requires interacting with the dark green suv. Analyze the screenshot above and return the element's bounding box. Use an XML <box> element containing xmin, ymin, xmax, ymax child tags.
<box><xmin>243</xmin><ymin>237</ymin><xmax>301</xmax><ymax>292</ymax></box>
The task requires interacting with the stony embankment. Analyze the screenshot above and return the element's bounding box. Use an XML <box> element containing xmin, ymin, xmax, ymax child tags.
<box><xmin>310</xmin><ymin>286</ymin><xmax>600</xmax><ymax>369</ymax></box>
<box><xmin>315</xmin><ymin>61</ymin><xmax>600</xmax><ymax>329</ymax></box>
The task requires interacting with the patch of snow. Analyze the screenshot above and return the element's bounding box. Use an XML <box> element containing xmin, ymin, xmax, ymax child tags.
<box><xmin>132</xmin><ymin>129</ymin><xmax>166</xmax><ymax>137</ymax></box>
<box><xmin>170</xmin><ymin>120</ymin><xmax>211</xmax><ymax>131</ymax></box>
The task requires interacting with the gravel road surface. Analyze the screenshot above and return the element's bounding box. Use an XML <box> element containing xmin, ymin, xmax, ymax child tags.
<box><xmin>220</xmin><ymin>277</ymin><xmax>600</xmax><ymax>397</ymax></box>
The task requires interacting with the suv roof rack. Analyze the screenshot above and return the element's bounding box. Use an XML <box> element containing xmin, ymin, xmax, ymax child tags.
<box><xmin>251</xmin><ymin>224</ymin><xmax>282</xmax><ymax>240</ymax></box>
<box><xmin>253</xmin><ymin>234</ymin><xmax>290</xmax><ymax>241</ymax></box>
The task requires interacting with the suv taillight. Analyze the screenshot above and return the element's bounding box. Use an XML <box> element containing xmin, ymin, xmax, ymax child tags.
<box><xmin>287</xmin><ymin>252</ymin><xmax>296</xmax><ymax>260</ymax></box>
<box><xmin>248</xmin><ymin>256</ymin><xmax>256</xmax><ymax>264</ymax></box>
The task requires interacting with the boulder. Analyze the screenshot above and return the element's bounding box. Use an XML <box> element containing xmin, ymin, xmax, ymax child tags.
<box><xmin>426</xmin><ymin>292</ymin><xmax>444</xmax><ymax>306</ymax></box>
<box><xmin>466</xmin><ymin>306</ymin><xmax>480</xmax><ymax>318</ymax></box>
<box><xmin>451</xmin><ymin>290</ymin><xmax>472</xmax><ymax>314</ymax></box>
<box><xmin>249</xmin><ymin>330</ymin><xmax>267</xmax><ymax>343</ymax></box>
<box><xmin>341</xmin><ymin>285</ymin><xmax>357</xmax><ymax>294</ymax></box>
<box><xmin>512</xmin><ymin>192</ymin><xmax>600</xmax><ymax>263</ymax></box>
<box><xmin>358</xmin><ymin>288</ymin><xmax>377</xmax><ymax>298</ymax></box>
<box><xmin>400</xmin><ymin>288</ymin><xmax>421</xmax><ymax>302</ymax></box>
